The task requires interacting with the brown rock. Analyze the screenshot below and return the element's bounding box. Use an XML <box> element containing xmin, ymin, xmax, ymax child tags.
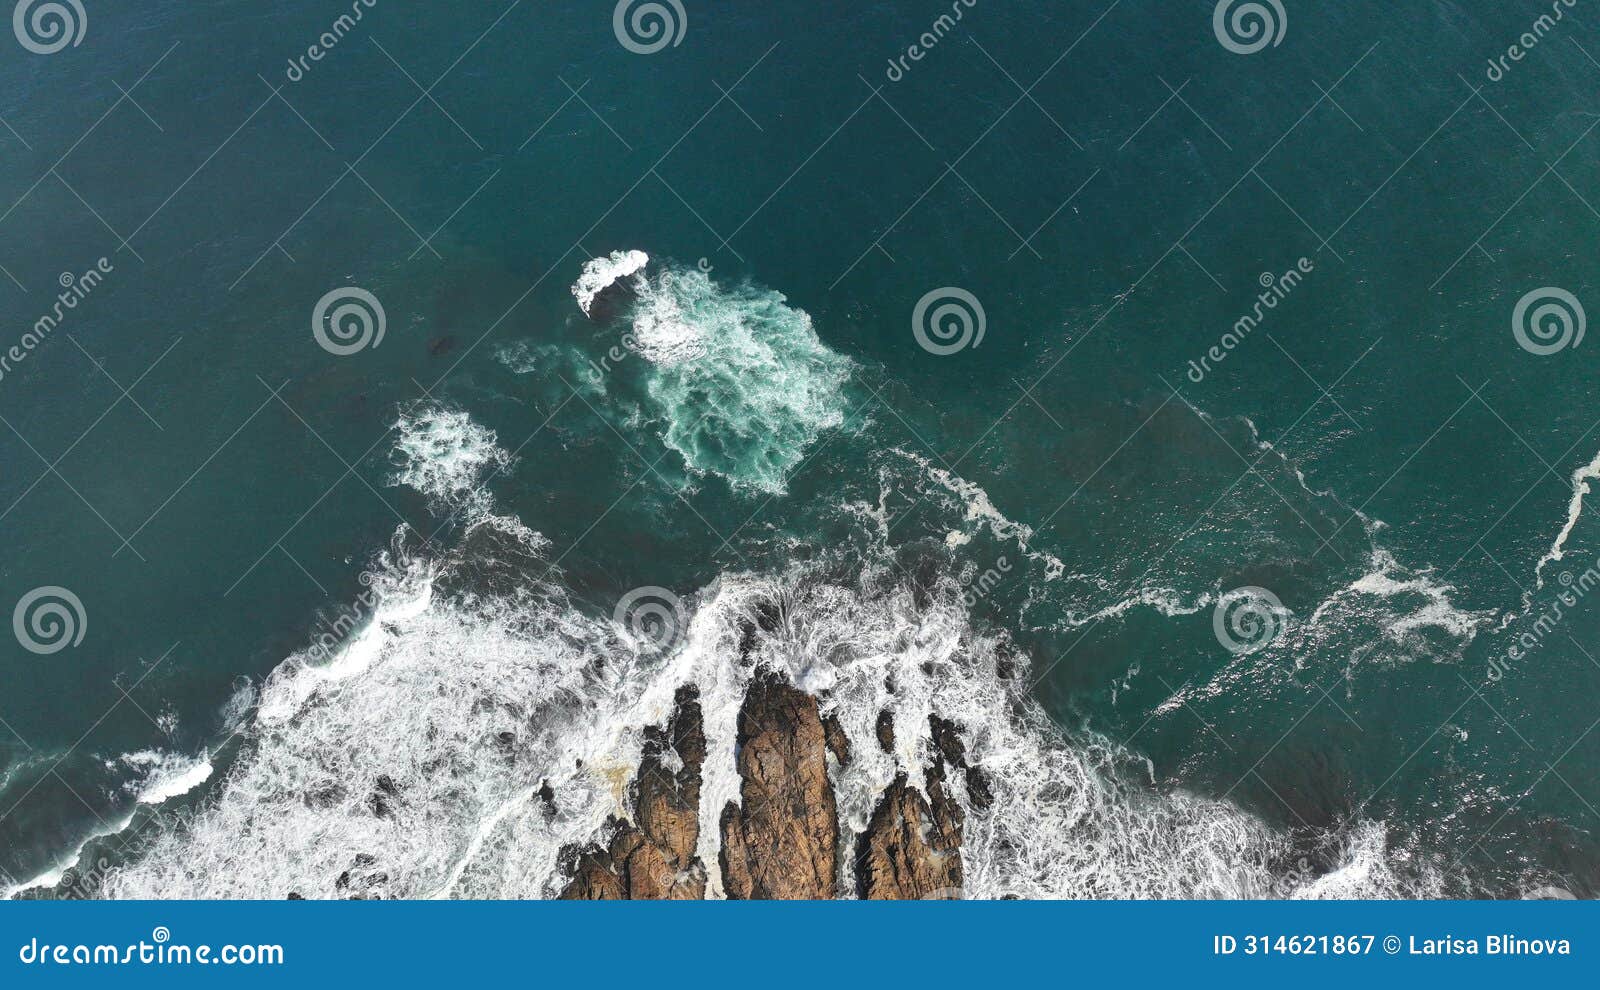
<box><xmin>822</xmin><ymin>711</ymin><xmax>851</xmax><ymax>768</ymax></box>
<box><xmin>561</xmin><ymin>823</ymin><xmax>705</xmax><ymax>901</ymax></box>
<box><xmin>930</xmin><ymin>714</ymin><xmax>994</xmax><ymax>810</ymax></box>
<box><xmin>560</xmin><ymin>686</ymin><xmax>708</xmax><ymax>899</ymax></box>
<box><xmin>875</xmin><ymin>710</ymin><xmax>896</xmax><ymax>753</ymax></box>
<box><xmin>560</xmin><ymin>827</ymin><xmax>628</xmax><ymax>900</ymax></box>
<box><xmin>929</xmin><ymin>714</ymin><xmax>968</xmax><ymax>769</ymax></box>
<box><xmin>635</xmin><ymin>685</ymin><xmax>705</xmax><ymax>867</ymax></box>
<box><xmin>857</xmin><ymin>768</ymin><xmax>964</xmax><ymax>900</ymax></box>
<box><xmin>719</xmin><ymin>675</ymin><xmax>838</xmax><ymax>899</ymax></box>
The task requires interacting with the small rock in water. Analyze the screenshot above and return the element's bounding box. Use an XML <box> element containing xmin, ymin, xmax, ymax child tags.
<box><xmin>875</xmin><ymin>710</ymin><xmax>896</xmax><ymax>753</ymax></box>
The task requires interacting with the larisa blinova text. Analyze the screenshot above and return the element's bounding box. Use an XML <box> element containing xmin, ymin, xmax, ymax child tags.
<box><xmin>1406</xmin><ymin>935</ymin><xmax>1571</xmax><ymax>955</ymax></box>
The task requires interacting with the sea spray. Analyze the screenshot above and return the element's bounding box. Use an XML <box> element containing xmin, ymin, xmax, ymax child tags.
<box><xmin>563</xmin><ymin>257</ymin><xmax>853</xmax><ymax>495</ymax></box>
<box><xmin>96</xmin><ymin>529</ymin><xmax>1421</xmax><ymax>899</ymax></box>
<box><xmin>390</xmin><ymin>405</ymin><xmax>513</xmax><ymax>521</ymax></box>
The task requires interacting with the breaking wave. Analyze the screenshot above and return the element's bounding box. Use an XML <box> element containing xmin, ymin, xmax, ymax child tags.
<box><xmin>571</xmin><ymin>249</ymin><xmax>649</xmax><ymax>317</ymax></box>
<box><xmin>95</xmin><ymin>518</ymin><xmax>1422</xmax><ymax>900</ymax></box>
<box><xmin>119</xmin><ymin>750</ymin><xmax>214</xmax><ymax>806</ymax></box>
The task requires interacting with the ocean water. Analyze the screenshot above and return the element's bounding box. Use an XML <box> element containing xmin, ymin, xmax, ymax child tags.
<box><xmin>1</xmin><ymin>0</ymin><xmax>1597</xmax><ymax>898</ymax></box>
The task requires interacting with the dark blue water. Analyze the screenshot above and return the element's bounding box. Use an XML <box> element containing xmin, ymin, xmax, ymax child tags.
<box><xmin>1</xmin><ymin>0</ymin><xmax>1598</xmax><ymax>898</ymax></box>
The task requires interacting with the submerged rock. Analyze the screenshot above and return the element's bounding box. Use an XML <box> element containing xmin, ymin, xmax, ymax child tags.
<box><xmin>334</xmin><ymin>853</ymin><xmax>391</xmax><ymax>900</ymax></box>
<box><xmin>367</xmin><ymin>775</ymin><xmax>400</xmax><ymax>819</ymax></box>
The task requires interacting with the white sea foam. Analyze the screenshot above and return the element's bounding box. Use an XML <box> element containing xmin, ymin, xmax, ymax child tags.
<box><xmin>571</xmin><ymin>249</ymin><xmax>649</xmax><ymax>316</ymax></box>
<box><xmin>1185</xmin><ymin>406</ymin><xmax>1491</xmax><ymax>662</ymax></box>
<box><xmin>258</xmin><ymin>550</ymin><xmax>436</xmax><ymax>725</ymax></box>
<box><xmin>1287</xmin><ymin>821</ymin><xmax>1438</xmax><ymax>899</ymax></box>
<box><xmin>390</xmin><ymin>406</ymin><xmax>512</xmax><ymax>520</ymax></box>
<box><xmin>96</xmin><ymin>532</ymin><xmax>1416</xmax><ymax>900</ymax></box>
<box><xmin>1067</xmin><ymin>586</ymin><xmax>1212</xmax><ymax>627</ymax></box>
<box><xmin>629</xmin><ymin>272</ymin><xmax>708</xmax><ymax>366</ymax></box>
<box><xmin>1230</xmin><ymin>412</ymin><xmax>1382</xmax><ymax>538</ymax></box>
<box><xmin>119</xmin><ymin>750</ymin><xmax>214</xmax><ymax>806</ymax></box>
<box><xmin>629</xmin><ymin>266</ymin><xmax>852</xmax><ymax>494</ymax></box>
<box><xmin>1532</xmin><ymin>445</ymin><xmax>1600</xmax><ymax>591</ymax></box>
<box><xmin>1298</xmin><ymin>550</ymin><xmax>1492</xmax><ymax>660</ymax></box>
<box><xmin>892</xmin><ymin>449</ymin><xmax>1067</xmax><ymax>580</ymax></box>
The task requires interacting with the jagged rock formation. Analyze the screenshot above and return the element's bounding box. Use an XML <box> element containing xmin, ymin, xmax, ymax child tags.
<box><xmin>856</xmin><ymin>769</ymin><xmax>964</xmax><ymax>899</ymax></box>
<box><xmin>930</xmin><ymin>714</ymin><xmax>994</xmax><ymax>811</ymax></box>
<box><xmin>560</xmin><ymin>685</ymin><xmax>708</xmax><ymax>899</ymax></box>
<box><xmin>556</xmin><ymin>675</ymin><xmax>981</xmax><ymax>900</ymax></box>
<box><xmin>719</xmin><ymin>675</ymin><xmax>839</xmax><ymax>899</ymax></box>
<box><xmin>822</xmin><ymin>711</ymin><xmax>851</xmax><ymax>768</ymax></box>
<box><xmin>875</xmin><ymin>710</ymin><xmax>896</xmax><ymax>752</ymax></box>
<box><xmin>855</xmin><ymin>719</ymin><xmax>972</xmax><ymax>900</ymax></box>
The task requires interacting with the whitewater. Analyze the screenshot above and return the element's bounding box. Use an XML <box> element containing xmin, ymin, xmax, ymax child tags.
<box><xmin>34</xmin><ymin>254</ymin><xmax>1532</xmax><ymax>901</ymax></box>
<box><xmin>95</xmin><ymin>517</ymin><xmax>1421</xmax><ymax>899</ymax></box>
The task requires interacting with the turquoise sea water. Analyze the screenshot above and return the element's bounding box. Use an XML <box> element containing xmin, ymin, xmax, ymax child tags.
<box><xmin>1</xmin><ymin>0</ymin><xmax>1598</xmax><ymax>897</ymax></box>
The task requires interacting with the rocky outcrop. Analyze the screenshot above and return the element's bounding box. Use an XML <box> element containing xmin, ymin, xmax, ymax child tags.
<box><xmin>560</xmin><ymin>686</ymin><xmax>708</xmax><ymax>899</ymax></box>
<box><xmin>857</xmin><ymin>760</ymin><xmax>965</xmax><ymax>899</ymax></box>
<box><xmin>822</xmin><ymin>711</ymin><xmax>851</xmax><ymax>768</ymax></box>
<box><xmin>719</xmin><ymin>675</ymin><xmax>839</xmax><ymax>899</ymax></box>
<box><xmin>875</xmin><ymin>710</ymin><xmax>896</xmax><ymax>752</ymax></box>
<box><xmin>930</xmin><ymin>714</ymin><xmax>994</xmax><ymax>811</ymax></box>
<box><xmin>556</xmin><ymin>675</ymin><xmax>983</xmax><ymax>900</ymax></box>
